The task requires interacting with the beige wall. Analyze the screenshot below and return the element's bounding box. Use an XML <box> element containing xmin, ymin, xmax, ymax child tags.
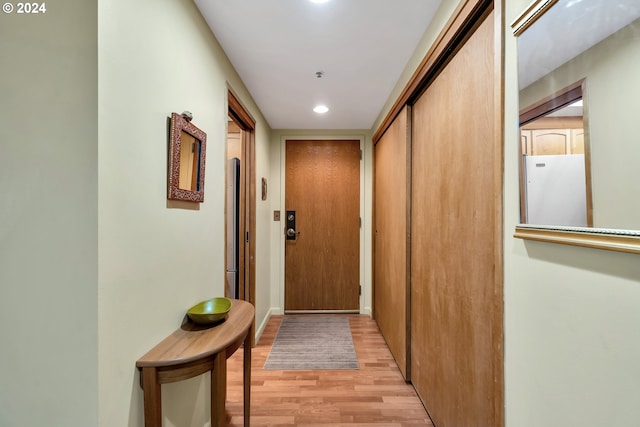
<box><xmin>0</xmin><ymin>1</ymin><xmax>98</xmax><ymax>426</ymax></box>
<box><xmin>505</xmin><ymin>1</ymin><xmax>640</xmax><ymax>426</ymax></box>
<box><xmin>98</xmin><ymin>0</ymin><xmax>271</xmax><ymax>426</ymax></box>
<box><xmin>519</xmin><ymin>18</ymin><xmax>640</xmax><ymax>229</ymax></box>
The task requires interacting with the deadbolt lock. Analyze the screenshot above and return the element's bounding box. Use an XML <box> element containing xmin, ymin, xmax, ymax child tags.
<box><xmin>285</xmin><ymin>210</ymin><xmax>297</xmax><ymax>240</ymax></box>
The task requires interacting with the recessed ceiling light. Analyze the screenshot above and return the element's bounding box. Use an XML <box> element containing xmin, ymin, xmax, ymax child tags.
<box><xmin>309</xmin><ymin>0</ymin><xmax>330</xmax><ymax>3</ymax></box>
<box><xmin>313</xmin><ymin>105</ymin><xmax>329</xmax><ymax>114</ymax></box>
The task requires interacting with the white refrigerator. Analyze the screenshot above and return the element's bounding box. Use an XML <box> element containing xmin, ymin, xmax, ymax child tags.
<box><xmin>523</xmin><ymin>154</ymin><xmax>588</xmax><ymax>227</ymax></box>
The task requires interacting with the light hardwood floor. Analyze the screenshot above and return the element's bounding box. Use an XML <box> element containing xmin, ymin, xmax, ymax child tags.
<box><xmin>225</xmin><ymin>314</ymin><xmax>434</xmax><ymax>426</ymax></box>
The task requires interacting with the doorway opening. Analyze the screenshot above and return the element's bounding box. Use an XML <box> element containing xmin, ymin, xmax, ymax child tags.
<box><xmin>225</xmin><ymin>90</ymin><xmax>256</xmax><ymax>309</ymax></box>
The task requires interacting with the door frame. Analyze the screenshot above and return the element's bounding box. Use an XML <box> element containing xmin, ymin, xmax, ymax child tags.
<box><xmin>227</xmin><ymin>89</ymin><xmax>256</xmax><ymax>311</ymax></box>
<box><xmin>278</xmin><ymin>135</ymin><xmax>367</xmax><ymax>315</ymax></box>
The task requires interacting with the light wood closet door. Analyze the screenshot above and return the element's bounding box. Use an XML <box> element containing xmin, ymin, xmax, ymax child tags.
<box><xmin>374</xmin><ymin>106</ymin><xmax>410</xmax><ymax>379</ymax></box>
<box><xmin>411</xmin><ymin>12</ymin><xmax>500</xmax><ymax>427</ymax></box>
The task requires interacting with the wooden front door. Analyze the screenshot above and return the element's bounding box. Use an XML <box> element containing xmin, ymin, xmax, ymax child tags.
<box><xmin>285</xmin><ymin>139</ymin><xmax>360</xmax><ymax>312</ymax></box>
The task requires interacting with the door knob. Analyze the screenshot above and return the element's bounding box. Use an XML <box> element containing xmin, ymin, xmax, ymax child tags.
<box><xmin>285</xmin><ymin>210</ymin><xmax>297</xmax><ymax>240</ymax></box>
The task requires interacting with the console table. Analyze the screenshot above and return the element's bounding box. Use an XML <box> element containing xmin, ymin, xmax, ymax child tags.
<box><xmin>136</xmin><ymin>299</ymin><xmax>254</xmax><ymax>427</ymax></box>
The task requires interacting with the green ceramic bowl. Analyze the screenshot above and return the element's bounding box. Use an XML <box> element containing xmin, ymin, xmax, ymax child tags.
<box><xmin>187</xmin><ymin>297</ymin><xmax>232</xmax><ymax>325</ymax></box>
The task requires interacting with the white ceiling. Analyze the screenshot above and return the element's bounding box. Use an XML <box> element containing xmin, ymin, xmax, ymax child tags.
<box><xmin>194</xmin><ymin>0</ymin><xmax>442</xmax><ymax>130</ymax></box>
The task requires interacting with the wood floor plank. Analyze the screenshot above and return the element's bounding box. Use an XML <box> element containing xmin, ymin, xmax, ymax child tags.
<box><xmin>225</xmin><ymin>315</ymin><xmax>433</xmax><ymax>426</ymax></box>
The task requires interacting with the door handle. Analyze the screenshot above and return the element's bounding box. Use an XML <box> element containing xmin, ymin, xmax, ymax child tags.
<box><xmin>285</xmin><ymin>210</ymin><xmax>297</xmax><ymax>240</ymax></box>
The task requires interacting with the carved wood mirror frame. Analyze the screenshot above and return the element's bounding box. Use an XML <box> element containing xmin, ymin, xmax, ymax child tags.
<box><xmin>168</xmin><ymin>112</ymin><xmax>207</xmax><ymax>203</ymax></box>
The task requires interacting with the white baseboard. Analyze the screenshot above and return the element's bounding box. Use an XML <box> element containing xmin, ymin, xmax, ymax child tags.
<box><xmin>255</xmin><ymin>307</ymin><xmax>277</xmax><ymax>342</ymax></box>
<box><xmin>255</xmin><ymin>306</ymin><xmax>370</xmax><ymax>341</ymax></box>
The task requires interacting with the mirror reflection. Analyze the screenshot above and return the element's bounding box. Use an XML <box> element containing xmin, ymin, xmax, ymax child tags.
<box><xmin>517</xmin><ymin>0</ymin><xmax>640</xmax><ymax>230</ymax></box>
<box><xmin>178</xmin><ymin>130</ymin><xmax>202</xmax><ymax>192</ymax></box>
<box><xmin>521</xmin><ymin>96</ymin><xmax>591</xmax><ymax>227</ymax></box>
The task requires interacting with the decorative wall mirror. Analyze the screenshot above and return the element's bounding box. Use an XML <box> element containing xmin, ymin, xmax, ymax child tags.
<box><xmin>168</xmin><ymin>112</ymin><xmax>207</xmax><ymax>202</ymax></box>
<box><xmin>512</xmin><ymin>0</ymin><xmax>640</xmax><ymax>253</ymax></box>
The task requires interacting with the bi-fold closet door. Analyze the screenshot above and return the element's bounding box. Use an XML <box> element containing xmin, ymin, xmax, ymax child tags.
<box><xmin>373</xmin><ymin>2</ymin><xmax>503</xmax><ymax>426</ymax></box>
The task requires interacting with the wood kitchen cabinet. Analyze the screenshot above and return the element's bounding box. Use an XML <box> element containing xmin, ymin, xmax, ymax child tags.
<box><xmin>521</xmin><ymin>116</ymin><xmax>584</xmax><ymax>155</ymax></box>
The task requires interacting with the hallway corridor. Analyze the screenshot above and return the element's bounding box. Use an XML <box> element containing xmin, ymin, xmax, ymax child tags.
<box><xmin>225</xmin><ymin>315</ymin><xmax>433</xmax><ymax>426</ymax></box>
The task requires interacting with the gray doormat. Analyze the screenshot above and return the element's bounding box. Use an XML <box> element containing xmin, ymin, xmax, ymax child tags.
<box><xmin>264</xmin><ymin>316</ymin><xmax>359</xmax><ymax>370</ymax></box>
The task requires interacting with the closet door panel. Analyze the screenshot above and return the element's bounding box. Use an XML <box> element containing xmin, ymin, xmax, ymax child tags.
<box><xmin>374</xmin><ymin>106</ymin><xmax>410</xmax><ymax>379</ymax></box>
<box><xmin>411</xmin><ymin>11</ymin><xmax>498</xmax><ymax>427</ymax></box>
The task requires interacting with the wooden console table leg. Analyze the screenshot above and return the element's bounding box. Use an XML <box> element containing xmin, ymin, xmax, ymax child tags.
<box><xmin>141</xmin><ymin>367</ymin><xmax>162</xmax><ymax>427</ymax></box>
<box><xmin>211</xmin><ymin>351</ymin><xmax>227</xmax><ymax>427</ymax></box>
<box><xmin>243</xmin><ymin>333</ymin><xmax>251</xmax><ymax>426</ymax></box>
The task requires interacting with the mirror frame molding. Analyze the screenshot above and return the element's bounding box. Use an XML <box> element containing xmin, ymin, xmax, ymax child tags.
<box><xmin>168</xmin><ymin>112</ymin><xmax>207</xmax><ymax>203</ymax></box>
<box><xmin>512</xmin><ymin>0</ymin><xmax>640</xmax><ymax>254</ymax></box>
<box><xmin>514</xmin><ymin>225</ymin><xmax>640</xmax><ymax>254</ymax></box>
<box><xmin>511</xmin><ymin>0</ymin><xmax>558</xmax><ymax>37</ymax></box>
